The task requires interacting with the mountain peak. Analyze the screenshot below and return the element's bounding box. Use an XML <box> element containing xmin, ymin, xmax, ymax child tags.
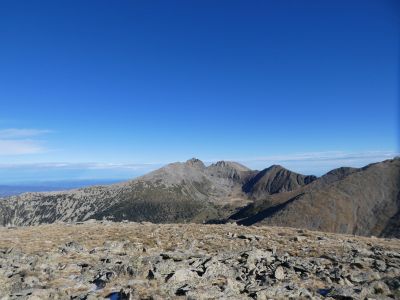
<box><xmin>267</xmin><ymin>164</ymin><xmax>285</xmax><ymax>171</ymax></box>
<box><xmin>207</xmin><ymin>161</ymin><xmax>252</xmax><ymax>181</ymax></box>
<box><xmin>185</xmin><ymin>158</ymin><xmax>205</xmax><ymax>168</ymax></box>
<box><xmin>243</xmin><ymin>165</ymin><xmax>316</xmax><ymax>196</ymax></box>
<box><xmin>211</xmin><ymin>161</ymin><xmax>251</xmax><ymax>172</ymax></box>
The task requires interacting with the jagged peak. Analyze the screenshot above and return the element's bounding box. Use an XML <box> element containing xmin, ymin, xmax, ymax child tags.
<box><xmin>185</xmin><ymin>158</ymin><xmax>206</xmax><ymax>168</ymax></box>
<box><xmin>214</xmin><ymin>160</ymin><xmax>228</xmax><ymax>166</ymax></box>
<box><xmin>209</xmin><ymin>160</ymin><xmax>251</xmax><ymax>172</ymax></box>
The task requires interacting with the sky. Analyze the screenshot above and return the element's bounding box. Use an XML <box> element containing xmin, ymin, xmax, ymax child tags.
<box><xmin>0</xmin><ymin>0</ymin><xmax>399</xmax><ymax>182</ymax></box>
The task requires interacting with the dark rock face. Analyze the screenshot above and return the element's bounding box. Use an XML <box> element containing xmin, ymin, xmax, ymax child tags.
<box><xmin>381</xmin><ymin>209</ymin><xmax>400</xmax><ymax>238</ymax></box>
<box><xmin>242</xmin><ymin>165</ymin><xmax>317</xmax><ymax>197</ymax></box>
<box><xmin>185</xmin><ymin>157</ymin><xmax>206</xmax><ymax>169</ymax></box>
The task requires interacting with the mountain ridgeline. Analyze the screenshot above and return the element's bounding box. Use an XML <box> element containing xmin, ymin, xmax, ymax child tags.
<box><xmin>0</xmin><ymin>157</ymin><xmax>399</xmax><ymax>238</ymax></box>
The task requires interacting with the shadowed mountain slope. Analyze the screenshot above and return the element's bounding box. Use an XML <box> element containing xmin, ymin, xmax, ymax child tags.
<box><xmin>234</xmin><ymin>158</ymin><xmax>400</xmax><ymax>238</ymax></box>
<box><xmin>242</xmin><ymin>165</ymin><xmax>317</xmax><ymax>197</ymax></box>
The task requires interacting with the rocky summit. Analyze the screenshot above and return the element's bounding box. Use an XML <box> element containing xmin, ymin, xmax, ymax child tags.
<box><xmin>0</xmin><ymin>221</ymin><xmax>399</xmax><ymax>299</ymax></box>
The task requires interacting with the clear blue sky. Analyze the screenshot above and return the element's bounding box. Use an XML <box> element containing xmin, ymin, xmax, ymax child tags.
<box><xmin>0</xmin><ymin>0</ymin><xmax>399</xmax><ymax>182</ymax></box>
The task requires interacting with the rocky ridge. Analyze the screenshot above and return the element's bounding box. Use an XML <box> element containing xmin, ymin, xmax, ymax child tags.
<box><xmin>0</xmin><ymin>221</ymin><xmax>399</xmax><ymax>299</ymax></box>
<box><xmin>0</xmin><ymin>159</ymin><xmax>309</xmax><ymax>227</ymax></box>
<box><xmin>0</xmin><ymin>158</ymin><xmax>399</xmax><ymax>239</ymax></box>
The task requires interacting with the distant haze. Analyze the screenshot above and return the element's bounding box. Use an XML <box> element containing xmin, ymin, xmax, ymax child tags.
<box><xmin>0</xmin><ymin>152</ymin><xmax>398</xmax><ymax>184</ymax></box>
<box><xmin>0</xmin><ymin>179</ymin><xmax>123</xmax><ymax>197</ymax></box>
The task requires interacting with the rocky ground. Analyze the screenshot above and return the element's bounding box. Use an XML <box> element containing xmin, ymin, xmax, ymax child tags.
<box><xmin>0</xmin><ymin>221</ymin><xmax>399</xmax><ymax>299</ymax></box>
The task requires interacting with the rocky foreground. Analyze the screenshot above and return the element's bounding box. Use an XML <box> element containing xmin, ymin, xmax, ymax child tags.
<box><xmin>0</xmin><ymin>221</ymin><xmax>399</xmax><ymax>299</ymax></box>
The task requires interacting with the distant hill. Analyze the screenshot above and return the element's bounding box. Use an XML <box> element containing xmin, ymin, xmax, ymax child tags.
<box><xmin>0</xmin><ymin>157</ymin><xmax>399</xmax><ymax>238</ymax></box>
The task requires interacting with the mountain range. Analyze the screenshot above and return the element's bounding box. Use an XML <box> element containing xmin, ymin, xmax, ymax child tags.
<box><xmin>0</xmin><ymin>157</ymin><xmax>399</xmax><ymax>238</ymax></box>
